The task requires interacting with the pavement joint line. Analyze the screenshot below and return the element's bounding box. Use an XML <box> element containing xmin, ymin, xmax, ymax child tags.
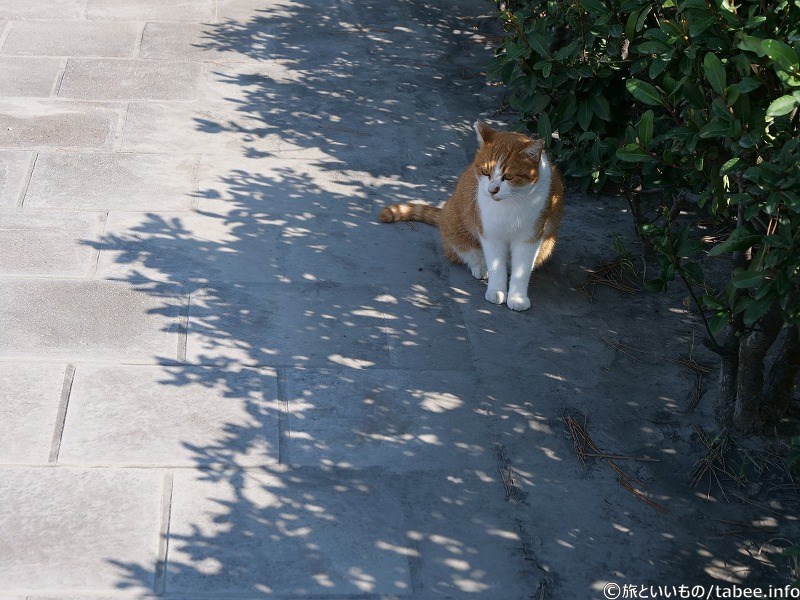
<box><xmin>48</xmin><ymin>363</ymin><xmax>76</xmax><ymax>464</ymax></box>
<box><xmin>53</xmin><ymin>57</ymin><xmax>70</xmax><ymax>97</ymax></box>
<box><xmin>176</xmin><ymin>295</ymin><xmax>190</xmax><ymax>363</ymax></box>
<box><xmin>0</xmin><ymin>20</ymin><xmax>10</xmax><ymax>52</ymax></box>
<box><xmin>276</xmin><ymin>367</ymin><xmax>289</xmax><ymax>465</ymax></box>
<box><xmin>87</xmin><ymin>211</ymin><xmax>109</xmax><ymax>279</ymax></box>
<box><xmin>189</xmin><ymin>153</ymin><xmax>202</xmax><ymax>210</ymax></box>
<box><xmin>154</xmin><ymin>471</ymin><xmax>174</xmax><ymax>596</ymax></box>
<box><xmin>50</xmin><ymin>56</ymin><xmax>69</xmax><ymax>97</ymax></box>
<box><xmin>212</xmin><ymin>0</ymin><xmax>219</xmax><ymax>23</ymax></box>
<box><xmin>113</xmin><ymin>102</ymin><xmax>130</xmax><ymax>152</ymax></box>
<box><xmin>15</xmin><ymin>151</ymin><xmax>38</xmax><ymax>208</ymax></box>
<box><xmin>133</xmin><ymin>21</ymin><xmax>146</xmax><ymax>58</ymax></box>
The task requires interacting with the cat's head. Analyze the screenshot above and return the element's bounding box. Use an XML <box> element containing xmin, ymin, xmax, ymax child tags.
<box><xmin>473</xmin><ymin>120</ymin><xmax>545</xmax><ymax>201</ymax></box>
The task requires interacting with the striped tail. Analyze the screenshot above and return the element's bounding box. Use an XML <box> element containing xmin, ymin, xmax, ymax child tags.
<box><xmin>379</xmin><ymin>203</ymin><xmax>441</xmax><ymax>226</ymax></box>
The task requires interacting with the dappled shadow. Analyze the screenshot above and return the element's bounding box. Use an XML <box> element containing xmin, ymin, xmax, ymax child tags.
<box><xmin>73</xmin><ymin>0</ymin><xmax>800</xmax><ymax>596</ymax></box>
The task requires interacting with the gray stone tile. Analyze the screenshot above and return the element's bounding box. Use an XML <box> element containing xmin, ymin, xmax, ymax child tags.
<box><xmin>120</xmin><ymin>101</ymin><xmax>283</xmax><ymax>154</ymax></box>
<box><xmin>59</xmin><ymin>365</ymin><xmax>280</xmax><ymax>466</ymax></box>
<box><xmin>58</xmin><ymin>59</ymin><xmax>202</xmax><ymax>101</ymax></box>
<box><xmin>0</xmin><ymin>363</ymin><xmax>65</xmax><ymax>464</ymax></box>
<box><xmin>0</xmin><ymin>100</ymin><xmax>118</xmax><ymax>150</ymax></box>
<box><xmin>381</xmin><ymin>284</ymin><xmax>473</xmax><ymax>370</ymax></box>
<box><xmin>0</xmin><ymin>0</ymin><xmax>86</xmax><ymax>19</ymax></box>
<box><xmin>0</xmin><ymin>279</ymin><xmax>182</xmax><ymax>362</ymax></box>
<box><xmin>0</xmin><ymin>467</ymin><xmax>162</xmax><ymax>593</ymax></box>
<box><xmin>285</xmin><ymin>368</ymin><xmax>488</xmax><ymax>469</ymax></box>
<box><xmin>168</xmin><ymin>467</ymin><xmax>412</xmax><ymax>596</ymax></box>
<box><xmin>0</xmin><ymin>151</ymin><xmax>32</xmax><ymax>207</ymax></box>
<box><xmin>140</xmin><ymin>21</ymin><xmax>272</xmax><ymax>64</ymax></box>
<box><xmin>25</xmin><ymin>152</ymin><xmax>196</xmax><ymax>210</ymax></box>
<box><xmin>0</xmin><ymin>211</ymin><xmax>103</xmax><ymax>277</ymax></box>
<box><xmin>402</xmin><ymin>470</ymin><xmax>540</xmax><ymax>598</ymax></box>
<box><xmin>1</xmin><ymin>20</ymin><xmax>140</xmax><ymax>57</ymax></box>
<box><xmin>186</xmin><ymin>283</ymin><xmax>391</xmax><ymax>368</ymax></box>
<box><xmin>0</xmin><ymin>57</ymin><xmax>61</xmax><ymax>97</ymax></box>
<box><xmin>87</xmin><ymin>0</ymin><xmax>213</xmax><ymax>21</ymax></box>
<box><xmin>96</xmin><ymin>210</ymin><xmax>283</xmax><ymax>284</ymax></box>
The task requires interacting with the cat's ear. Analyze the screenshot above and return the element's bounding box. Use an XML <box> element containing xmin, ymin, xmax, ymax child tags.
<box><xmin>524</xmin><ymin>139</ymin><xmax>545</xmax><ymax>163</ymax></box>
<box><xmin>474</xmin><ymin>120</ymin><xmax>496</xmax><ymax>147</ymax></box>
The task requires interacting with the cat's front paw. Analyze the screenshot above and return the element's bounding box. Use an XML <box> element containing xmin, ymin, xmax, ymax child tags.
<box><xmin>471</xmin><ymin>265</ymin><xmax>488</xmax><ymax>280</ymax></box>
<box><xmin>507</xmin><ymin>295</ymin><xmax>531</xmax><ymax>311</ymax></box>
<box><xmin>485</xmin><ymin>289</ymin><xmax>506</xmax><ymax>305</ymax></box>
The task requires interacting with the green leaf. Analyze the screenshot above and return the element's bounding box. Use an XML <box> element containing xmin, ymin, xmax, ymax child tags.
<box><xmin>699</xmin><ymin>120</ymin><xmax>731</xmax><ymax>139</ymax></box>
<box><xmin>703</xmin><ymin>52</ymin><xmax>726</xmax><ymax>95</ymax></box>
<box><xmin>577</xmin><ymin>101</ymin><xmax>592</xmax><ymax>130</ymax></box>
<box><xmin>702</xmin><ymin>294</ymin><xmax>726</xmax><ymax>310</ymax></box>
<box><xmin>720</xmin><ymin>157</ymin><xmax>745</xmax><ymax>175</ymax></box>
<box><xmin>766</xmin><ymin>94</ymin><xmax>799</xmax><ymax>117</ymax></box>
<box><xmin>709</xmin><ymin>311</ymin><xmax>729</xmax><ymax>336</ymax></box>
<box><xmin>638</xmin><ymin>110</ymin><xmax>654</xmax><ymax>147</ymax></box>
<box><xmin>616</xmin><ymin>145</ymin><xmax>650</xmax><ymax>162</ymax></box>
<box><xmin>735</xmin><ymin>77</ymin><xmax>761</xmax><ymax>93</ymax></box>
<box><xmin>743</xmin><ymin>295</ymin><xmax>773</xmax><ymax>326</ymax></box>
<box><xmin>537</xmin><ymin>112</ymin><xmax>551</xmax><ymax>139</ymax></box>
<box><xmin>762</xmin><ymin>39</ymin><xmax>799</xmax><ymax>70</ymax></box>
<box><xmin>688</xmin><ymin>11</ymin><xmax>714</xmax><ymax>37</ymax></box>
<box><xmin>644</xmin><ymin>278</ymin><xmax>666</xmax><ymax>292</ymax></box>
<box><xmin>626</xmin><ymin>79</ymin><xmax>664</xmax><ymax>106</ymax></box>
<box><xmin>526</xmin><ymin>32</ymin><xmax>550</xmax><ymax>57</ymax></box>
<box><xmin>708</xmin><ymin>227</ymin><xmax>760</xmax><ymax>256</ymax></box>
<box><xmin>732</xmin><ymin>269</ymin><xmax>764</xmax><ymax>289</ymax></box>
<box><xmin>580</xmin><ymin>0</ymin><xmax>608</xmax><ymax>15</ymax></box>
<box><xmin>589</xmin><ymin>94</ymin><xmax>611</xmax><ymax>121</ymax></box>
<box><xmin>736</xmin><ymin>35</ymin><xmax>766</xmax><ymax>56</ymax></box>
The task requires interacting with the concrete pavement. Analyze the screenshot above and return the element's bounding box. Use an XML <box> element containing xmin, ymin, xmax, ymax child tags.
<box><xmin>1</xmin><ymin>1</ymin><xmax>794</xmax><ymax>598</ymax></box>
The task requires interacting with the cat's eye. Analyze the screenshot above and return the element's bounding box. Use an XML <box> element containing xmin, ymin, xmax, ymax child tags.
<box><xmin>501</xmin><ymin>174</ymin><xmax>511</xmax><ymax>181</ymax></box>
<box><xmin>480</xmin><ymin>168</ymin><xmax>490</xmax><ymax>176</ymax></box>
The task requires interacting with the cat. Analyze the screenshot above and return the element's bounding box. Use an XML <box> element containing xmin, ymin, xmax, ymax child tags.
<box><xmin>380</xmin><ymin>120</ymin><xmax>564</xmax><ymax>311</ymax></box>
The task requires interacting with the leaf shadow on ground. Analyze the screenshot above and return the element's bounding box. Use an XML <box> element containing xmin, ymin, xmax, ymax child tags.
<box><xmin>80</xmin><ymin>0</ymin><xmax>800</xmax><ymax>596</ymax></box>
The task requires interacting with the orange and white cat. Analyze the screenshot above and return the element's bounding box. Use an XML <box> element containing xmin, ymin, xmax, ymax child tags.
<box><xmin>380</xmin><ymin>121</ymin><xmax>564</xmax><ymax>311</ymax></box>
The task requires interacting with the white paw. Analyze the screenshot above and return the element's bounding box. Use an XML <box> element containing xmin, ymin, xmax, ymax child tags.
<box><xmin>485</xmin><ymin>289</ymin><xmax>506</xmax><ymax>305</ymax></box>
<box><xmin>471</xmin><ymin>265</ymin><xmax>488</xmax><ymax>280</ymax></box>
<box><xmin>507</xmin><ymin>295</ymin><xmax>531</xmax><ymax>311</ymax></box>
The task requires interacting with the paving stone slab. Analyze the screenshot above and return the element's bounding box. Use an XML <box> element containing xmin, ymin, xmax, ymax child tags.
<box><xmin>0</xmin><ymin>279</ymin><xmax>182</xmax><ymax>362</ymax></box>
<box><xmin>401</xmin><ymin>470</ymin><xmax>539</xmax><ymax>599</ymax></box>
<box><xmin>0</xmin><ymin>467</ymin><xmax>162</xmax><ymax>594</ymax></box>
<box><xmin>167</xmin><ymin>467</ymin><xmax>412</xmax><ymax>596</ymax></box>
<box><xmin>381</xmin><ymin>284</ymin><xmax>473</xmax><ymax>371</ymax></box>
<box><xmin>284</xmin><ymin>368</ymin><xmax>487</xmax><ymax>469</ymax></box>
<box><xmin>1</xmin><ymin>20</ymin><xmax>140</xmax><ymax>57</ymax></box>
<box><xmin>0</xmin><ymin>57</ymin><xmax>61</xmax><ymax>97</ymax></box>
<box><xmin>0</xmin><ymin>101</ymin><xmax>118</xmax><ymax>150</ymax></box>
<box><xmin>59</xmin><ymin>59</ymin><xmax>202</xmax><ymax>101</ymax></box>
<box><xmin>0</xmin><ymin>151</ymin><xmax>31</xmax><ymax>207</ymax></box>
<box><xmin>25</xmin><ymin>152</ymin><xmax>196</xmax><ymax>210</ymax></box>
<box><xmin>186</xmin><ymin>282</ymin><xmax>391</xmax><ymax>368</ymax></box>
<box><xmin>0</xmin><ymin>0</ymin><xmax>86</xmax><ymax>19</ymax></box>
<box><xmin>120</xmin><ymin>101</ymin><xmax>283</xmax><ymax>154</ymax></box>
<box><xmin>0</xmin><ymin>210</ymin><xmax>103</xmax><ymax>277</ymax></box>
<box><xmin>60</xmin><ymin>365</ymin><xmax>280</xmax><ymax>466</ymax></box>
<box><xmin>0</xmin><ymin>363</ymin><xmax>65</xmax><ymax>464</ymax></box>
<box><xmin>86</xmin><ymin>0</ymin><xmax>213</xmax><ymax>21</ymax></box>
<box><xmin>140</xmin><ymin>21</ymin><xmax>272</xmax><ymax>63</ymax></box>
<box><xmin>96</xmin><ymin>210</ymin><xmax>283</xmax><ymax>284</ymax></box>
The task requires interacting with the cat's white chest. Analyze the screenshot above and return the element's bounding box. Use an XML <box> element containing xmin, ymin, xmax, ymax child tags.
<box><xmin>477</xmin><ymin>163</ymin><xmax>551</xmax><ymax>242</ymax></box>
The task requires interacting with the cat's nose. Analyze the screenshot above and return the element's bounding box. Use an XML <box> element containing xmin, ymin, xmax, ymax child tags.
<box><xmin>489</xmin><ymin>186</ymin><xmax>500</xmax><ymax>195</ymax></box>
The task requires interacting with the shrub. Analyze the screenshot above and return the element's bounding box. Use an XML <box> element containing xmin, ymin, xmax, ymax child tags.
<box><xmin>490</xmin><ymin>0</ymin><xmax>800</xmax><ymax>431</ymax></box>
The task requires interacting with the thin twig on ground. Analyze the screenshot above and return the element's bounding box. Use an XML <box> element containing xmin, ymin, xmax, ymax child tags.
<box><xmin>564</xmin><ymin>416</ymin><xmax>668</xmax><ymax>512</ymax></box>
